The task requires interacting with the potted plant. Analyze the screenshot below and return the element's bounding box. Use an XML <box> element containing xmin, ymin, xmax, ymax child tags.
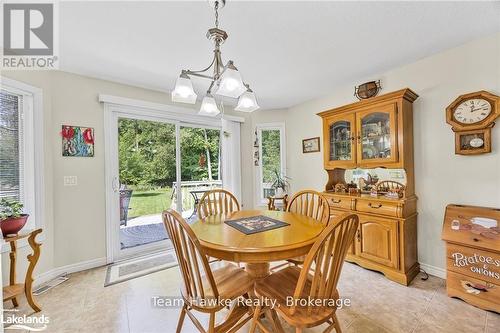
<box><xmin>271</xmin><ymin>170</ymin><xmax>291</xmax><ymax>198</ymax></box>
<box><xmin>0</xmin><ymin>199</ymin><xmax>28</xmax><ymax>237</ymax></box>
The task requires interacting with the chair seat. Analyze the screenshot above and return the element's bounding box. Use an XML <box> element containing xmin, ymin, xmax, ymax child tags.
<box><xmin>182</xmin><ymin>264</ymin><xmax>253</xmax><ymax>309</ymax></box>
<box><xmin>254</xmin><ymin>266</ymin><xmax>336</xmax><ymax>327</ymax></box>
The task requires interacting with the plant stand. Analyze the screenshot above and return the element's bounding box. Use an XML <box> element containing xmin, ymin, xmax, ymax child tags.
<box><xmin>267</xmin><ymin>195</ymin><xmax>288</xmax><ymax>211</ymax></box>
<box><xmin>2</xmin><ymin>228</ymin><xmax>43</xmax><ymax>312</ymax></box>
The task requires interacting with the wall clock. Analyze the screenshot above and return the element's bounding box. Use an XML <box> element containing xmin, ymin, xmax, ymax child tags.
<box><xmin>446</xmin><ymin>91</ymin><xmax>499</xmax><ymax>155</ymax></box>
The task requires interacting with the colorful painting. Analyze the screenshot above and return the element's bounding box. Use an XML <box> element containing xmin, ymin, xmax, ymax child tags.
<box><xmin>225</xmin><ymin>215</ymin><xmax>289</xmax><ymax>235</ymax></box>
<box><xmin>61</xmin><ymin>125</ymin><xmax>94</xmax><ymax>157</ymax></box>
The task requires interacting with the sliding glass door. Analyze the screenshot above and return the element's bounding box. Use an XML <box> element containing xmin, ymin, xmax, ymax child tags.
<box><xmin>117</xmin><ymin>117</ymin><xmax>176</xmax><ymax>254</ymax></box>
<box><xmin>178</xmin><ymin>125</ymin><xmax>222</xmax><ymax>220</ymax></box>
<box><xmin>106</xmin><ymin>111</ymin><xmax>222</xmax><ymax>262</ymax></box>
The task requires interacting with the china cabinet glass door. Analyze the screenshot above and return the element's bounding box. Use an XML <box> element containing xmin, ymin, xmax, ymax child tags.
<box><xmin>326</xmin><ymin>114</ymin><xmax>356</xmax><ymax>168</ymax></box>
<box><xmin>356</xmin><ymin>104</ymin><xmax>398</xmax><ymax>165</ymax></box>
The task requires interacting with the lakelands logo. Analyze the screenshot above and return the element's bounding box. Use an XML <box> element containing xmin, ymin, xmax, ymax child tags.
<box><xmin>2</xmin><ymin>2</ymin><xmax>59</xmax><ymax>69</ymax></box>
<box><xmin>2</xmin><ymin>309</ymin><xmax>49</xmax><ymax>331</ymax></box>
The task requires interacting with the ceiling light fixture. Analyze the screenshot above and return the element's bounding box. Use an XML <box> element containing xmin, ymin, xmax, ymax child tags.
<box><xmin>171</xmin><ymin>0</ymin><xmax>259</xmax><ymax>116</ymax></box>
<box><xmin>199</xmin><ymin>93</ymin><xmax>220</xmax><ymax>116</ymax></box>
<box><xmin>235</xmin><ymin>85</ymin><xmax>260</xmax><ymax>112</ymax></box>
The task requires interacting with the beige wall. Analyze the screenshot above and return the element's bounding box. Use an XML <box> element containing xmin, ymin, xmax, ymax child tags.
<box><xmin>1</xmin><ymin>70</ymin><xmax>251</xmax><ymax>280</ymax></box>
<box><xmin>247</xmin><ymin>32</ymin><xmax>500</xmax><ymax>272</ymax></box>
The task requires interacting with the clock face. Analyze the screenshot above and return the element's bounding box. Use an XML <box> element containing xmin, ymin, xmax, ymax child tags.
<box><xmin>453</xmin><ymin>98</ymin><xmax>492</xmax><ymax>124</ymax></box>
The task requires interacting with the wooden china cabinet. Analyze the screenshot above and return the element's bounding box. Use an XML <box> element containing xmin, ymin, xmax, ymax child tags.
<box><xmin>318</xmin><ymin>88</ymin><xmax>419</xmax><ymax>285</ymax></box>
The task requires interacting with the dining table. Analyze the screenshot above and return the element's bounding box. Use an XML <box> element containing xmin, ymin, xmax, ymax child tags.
<box><xmin>191</xmin><ymin>209</ymin><xmax>326</xmax><ymax>278</ymax></box>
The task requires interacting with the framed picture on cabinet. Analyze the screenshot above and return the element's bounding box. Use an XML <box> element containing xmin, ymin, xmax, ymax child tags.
<box><xmin>302</xmin><ymin>137</ymin><xmax>320</xmax><ymax>153</ymax></box>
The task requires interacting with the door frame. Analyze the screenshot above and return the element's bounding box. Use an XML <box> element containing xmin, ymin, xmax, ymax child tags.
<box><xmin>103</xmin><ymin>101</ymin><xmax>225</xmax><ymax>263</ymax></box>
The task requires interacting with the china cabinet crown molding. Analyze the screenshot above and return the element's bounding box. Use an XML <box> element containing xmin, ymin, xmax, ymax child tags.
<box><xmin>318</xmin><ymin>88</ymin><xmax>418</xmax><ymax>118</ymax></box>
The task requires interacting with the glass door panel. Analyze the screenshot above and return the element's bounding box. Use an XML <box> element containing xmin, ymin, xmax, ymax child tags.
<box><xmin>261</xmin><ymin>128</ymin><xmax>282</xmax><ymax>199</ymax></box>
<box><xmin>356</xmin><ymin>104</ymin><xmax>398</xmax><ymax>164</ymax></box>
<box><xmin>117</xmin><ymin>117</ymin><xmax>175</xmax><ymax>252</ymax></box>
<box><xmin>179</xmin><ymin>125</ymin><xmax>222</xmax><ymax>222</ymax></box>
<box><xmin>325</xmin><ymin>114</ymin><xmax>356</xmax><ymax>168</ymax></box>
<box><xmin>330</xmin><ymin>121</ymin><xmax>352</xmax><ymax>161</ymax></box>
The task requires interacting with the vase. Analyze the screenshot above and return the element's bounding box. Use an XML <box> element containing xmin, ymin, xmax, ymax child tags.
<box><xmin>275</xmin><ymin>188</ymin><xmax>286</xmax><ymax>198</ymax></box>
<box><xmin>0</xmin><ymin>214</ymin><xmax>29</xmax><ymax>237</ymax></box>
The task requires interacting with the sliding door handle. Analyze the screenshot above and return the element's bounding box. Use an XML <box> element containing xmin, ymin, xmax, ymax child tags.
<box><xmin>112</xmin><ymin>177</ymin><xmax>119</xmax><ymax>193</ymax></box>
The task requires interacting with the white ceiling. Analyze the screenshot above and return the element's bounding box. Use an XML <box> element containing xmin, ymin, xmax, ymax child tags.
<box><xmin>59</xmin><ymin>1</ymin><xmax>500</xmax><ymax>110</ymax></box>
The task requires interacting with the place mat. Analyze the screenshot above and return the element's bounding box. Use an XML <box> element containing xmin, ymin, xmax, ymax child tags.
<box><xmin>225</xmin><ymin>215</ymin><xmax>290</xmax><ymax>235</ymax></box>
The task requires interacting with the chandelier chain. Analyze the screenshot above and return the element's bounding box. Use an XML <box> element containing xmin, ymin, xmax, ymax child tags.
<box><xmin>214</xmin><ymin>1</ymin><xmax>219</xmax><ymax>28</ymax></box>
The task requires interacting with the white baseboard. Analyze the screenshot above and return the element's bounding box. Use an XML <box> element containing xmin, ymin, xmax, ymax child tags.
<box><xmin>419</xmin><ymin>262</ymin><xmax>446</xmax><ymax>279</ymax></box>
<box><xmin>35</xmin><ymin>257</ymin><xmax>107</xmax><ymax>287</ymax></box>
<box><xmin>32</xmin><ymin>257</ymin><xmax>447</xmax><ymax>288</ymax></box>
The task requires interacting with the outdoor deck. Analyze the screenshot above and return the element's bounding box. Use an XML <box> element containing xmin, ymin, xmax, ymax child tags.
<box><xmin>119</xmin><ymin>211</ymin><xmax>197</xmax><ymax>249</ymax></box>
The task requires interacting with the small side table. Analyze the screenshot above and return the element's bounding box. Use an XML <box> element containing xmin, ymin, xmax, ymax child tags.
<box><xmin>2</xmin><ymin>228</ymin><xmax>43</xmax><ymax>313</ymax></box>
<box><xmin>267</xmin><ymin>195</ymin><xmax>288</xmax><ymax>211</ymax></box>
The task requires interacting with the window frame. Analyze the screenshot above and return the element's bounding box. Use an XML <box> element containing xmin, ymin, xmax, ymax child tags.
<box><xmin>255</xmin><ymin>122</ymin><xmax>286</xmax><ymax>206</ymax></box>
<box><xmin>1</xmin><ymin>77</ymin><xmax>45</xmax><ymax>246</ymax></box>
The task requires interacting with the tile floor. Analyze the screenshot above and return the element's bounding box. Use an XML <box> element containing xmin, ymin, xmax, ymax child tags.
<box><xmin>5</xmin><ymin>262</ymin><xmax>499</xmax><ymax>333</ymax></box>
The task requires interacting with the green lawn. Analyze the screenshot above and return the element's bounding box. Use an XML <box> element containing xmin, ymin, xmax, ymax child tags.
<box><xmin>128</xmin><ymin>187</ymin><xmax>173</xmax><ymax>218</ymax></box>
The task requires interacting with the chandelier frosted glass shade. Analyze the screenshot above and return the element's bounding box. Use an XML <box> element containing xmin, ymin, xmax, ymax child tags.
<box><xmin>235</xmin><ymin>90</ymin><xmax>260</xmax><ymax>112</ymax></box>
<box><xmin>198</xmin><ymin>94</ymin><xmax>220</xmax><ymax>117</ymax></box>
<box><xmin>215</xmin><ymin>67</ymin><xmax>246</xmax><ymax>98</ymax></box>
<box><xmin>171</xmin><ymin>75</ymin><xmax>197</xmax><ymax>104</ymax></box>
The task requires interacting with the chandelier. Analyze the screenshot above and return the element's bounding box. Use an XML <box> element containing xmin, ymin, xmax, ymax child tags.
<box><xmin>171</xmin><ymin>0</ymin><xmax>259</xmax><ymax>116</ymax></box>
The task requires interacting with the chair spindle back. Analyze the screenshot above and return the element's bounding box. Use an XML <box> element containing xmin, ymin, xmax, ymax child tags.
<box><xmin>197</xmin><ymin>189</ymin><xmax>240</xmax><ymax>220</ymax></box>
<box><xmin>162</xmin><ymin>209</ymin><xmax>219</xmax><ymax>301</ymax></box>
<box><xmin>286</xmin><ymin>190</ymin><xmax>330</xmax><ymax>225</ymax></box>
<box><xmin>291</xmin><ymin>214</ymin><xmax>359</xmax><ymax>315</ymax></box>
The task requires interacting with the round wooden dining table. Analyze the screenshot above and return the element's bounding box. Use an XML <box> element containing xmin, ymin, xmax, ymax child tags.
<box><xmin>191</xmin><ymin>210</ymin><xmax>325</xmax><ymax>278</ymax></box>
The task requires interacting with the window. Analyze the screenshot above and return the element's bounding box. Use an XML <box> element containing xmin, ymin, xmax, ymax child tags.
<box><xmin>0</xmin><ymin>91</ymin><xmax>23</xmax><ymax>201</ymax></box>
<box><xmin>256</xmin><ymin>123</ymin><xmax>286</xmax><ymax>205</ymax></box>
<box><xmin>0</xmin><ymin>78</ymin><xmax>44</xmax><ymax>233</ymax></box>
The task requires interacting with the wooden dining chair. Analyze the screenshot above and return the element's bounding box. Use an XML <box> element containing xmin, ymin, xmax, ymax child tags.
<box><xmin>197</xmin><ymin>189</ymin><xmax>240</xmax><ymax>220</ymax></box>
<box><xmin>285</xmin><ymin>190</ymin><xmax>330</xmax><ymax>266</ymax></box>
<box><xmin>249</xmin><ymin>213</ymin><xmax>359</xmax><ymax>333</ymax></box>
<box><xmin>375</xmin><ymin>180</ymin><xmax>406</xmax><ymax>197</ymax></box>
<box><xmin>162</xmin><ymin>209</ymin><xmax>253</xmax><ymax>333</ymax></box>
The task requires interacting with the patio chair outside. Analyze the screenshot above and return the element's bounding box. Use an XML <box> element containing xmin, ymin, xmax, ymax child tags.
<box><xmin>119</xmin><ymin>189</ymin><xmax>133</xmax><ymax>226</ymax></box>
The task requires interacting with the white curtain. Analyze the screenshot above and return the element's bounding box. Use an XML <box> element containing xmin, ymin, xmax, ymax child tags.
<box><xmin>221</xmin><ymin>118</ymin><xmax>242</xmax><ymax>202</ymax></box>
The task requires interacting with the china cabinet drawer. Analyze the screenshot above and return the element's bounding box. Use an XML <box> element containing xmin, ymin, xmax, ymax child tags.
<box><xmin>446</xmin><ymin>270</ymin><xmax>500</xmax><ymax>313</ymax></box>
<box><xmin>327</xmin><ymin>196</ymin><xmax>352</xmax><ymax>210</ymax></box>
<box><xmin>330</xmin><ymin>209</ymin><xmax>346</xmax><ymax>220</ymax></box>
<box><xmin>356</xmin><ymin>199</ymin><xmax>399</xmax><ymax>217</ymax></box>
